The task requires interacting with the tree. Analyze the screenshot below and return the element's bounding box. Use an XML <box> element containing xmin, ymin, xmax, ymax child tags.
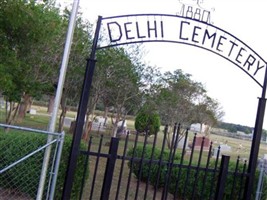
<box><xmin>102</xmin><ymin>47</ymin><xmax>143</xmax><ymax>137</ymax></box>
<box><xmin>77</xmin><ymin>45</ymin><xmax>145</xmax><ymax>138</ymax></box>
<box><xmin>57</xmin><ymin>12</ymin><xmax>93</xmax><ymax>133</ymax></box>
<box><xmin>193</xmin><ymin>95</ymin><xmax>224</xmax><ymax>136</ymax></box>
<box><xmin>154</xmin><ymin>69</ymin><xmax>204</xmax><ymax>126</ymax></box>
<box><xmin>135</xmin><ymin>105</ymin><xmax>161</xmax><ymax>135</ymax></box>
<box><xmin>145</xmin><ymin>69</ymin><xmax>223</xmax><ymax>148</ymax></box>
<box><xmin>0</xmin><ymin>0</ymin><xmax>66</xmax><ymax>124</ymax></box>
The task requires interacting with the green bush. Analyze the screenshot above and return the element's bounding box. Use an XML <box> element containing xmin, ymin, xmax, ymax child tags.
<box><xmin>127</xmin><ymin>145</ymin><xmax>181</xmax><ymax>187</ymax></box>
<box><xmin>127</xmin><ymin>145</ymin><xmax>267</xmax><ymax>199</ymax></box>
<box><xmin>0</xmin><ymin>130</ymin><xmax>88</xmax><ymax>199</ymax></box>
<box><xmin>134</xmin><ymin>107</ymin><xmax>161</xmax><ymax>135</ymax></box>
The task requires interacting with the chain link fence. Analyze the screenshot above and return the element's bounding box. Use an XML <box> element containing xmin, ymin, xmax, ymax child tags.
<box><xmin>256</xmin><ymin>155</ymin><xmax>267</xmax><ymax>200</ymax></box>
<box><xmin>0</xmin><ymin>124</ymin><xmax>64</xmax><ymax>200</ymax></box>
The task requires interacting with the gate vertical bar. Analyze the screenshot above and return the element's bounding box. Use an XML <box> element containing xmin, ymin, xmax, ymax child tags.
<box><xmin>100</xmin><ymin>137</ymin><xmax>119</xmax><ymax>200</ymax></box>
<box><xmin>215</xmin><ymin>155</ymin><xmax>230</xmax><ymax>200</ymax></box>
<box><xmin>244</xmin><ymin>64</ymin><xmax>267</xmax><ymax>200</ymax></box>
<box><xmin>48</xmin><ymin>131</ymin><xmax>65</xmax><ymax>200</ymax></box>
<box><xmin>61</xmin><ymin>16</ymin><xmax>102</xmax><ymax>200</ymax></box>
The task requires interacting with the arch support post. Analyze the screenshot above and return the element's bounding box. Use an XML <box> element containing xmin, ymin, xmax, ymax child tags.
<box><xmin>61</xmin><ymin>16</ymin><xmax>102</xmax><ymax>200</ymax></box>
<box><xmin>244</xmin><ymin>66</ymin><xmax>267</xmax><ymax>200</ymax></box>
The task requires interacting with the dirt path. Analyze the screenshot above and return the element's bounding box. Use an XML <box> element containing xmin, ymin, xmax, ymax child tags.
<box><xmin>0</xmin><ymin>188</ymin><xmax>33</xmax><ymax>200</ymax></box>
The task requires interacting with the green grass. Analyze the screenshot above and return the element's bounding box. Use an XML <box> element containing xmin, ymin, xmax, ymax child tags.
<box><xmin>80</xmin><ymin>132</ymin><xmax>173</xmax><ymax>199</ymax></box>
<box><xmin>1</xmin><ymin>104</ymin><xmax>265</xmax><ymax>160</ymax></box>
<box><xmin>0</xmin><ymin>105</ymin><xmax>266</xmax><ymax>199</ymax></box>
<box><xmin>208</xmin><ymin>132</ymin><xmax>267</xmax><ymax>160</ymax></box>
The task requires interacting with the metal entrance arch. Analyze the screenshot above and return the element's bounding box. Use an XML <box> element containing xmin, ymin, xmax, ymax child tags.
<box><xmin>62</xmin><ymin>14</ymin><xmax>267</xmax><ymax>200</ymax></box>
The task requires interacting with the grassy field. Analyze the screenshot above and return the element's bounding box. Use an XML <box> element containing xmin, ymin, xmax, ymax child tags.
<box><xmin>0</xmin><ymin>104</ymin><xmax>266</xmax><ymax>159</ymax></box>
<box><xmin>79</xmin><ymin>130</ymin><xmax>267</xmax><ymax>199</ymax></box>
<box><xmin>0</xmin><ymin>105</ymin><xmax>266</xmax><ymax>199</ymax></box>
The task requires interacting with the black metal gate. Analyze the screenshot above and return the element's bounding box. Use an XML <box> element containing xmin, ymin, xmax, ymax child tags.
<box><xmin>75</xmin><ymin>124</ymin><xmax>249</xmax><ymax>200</ymax></box>
<box><xmin>61</xmin><ymin>13</ymin><xmax>267</xmax><ymax>200</ymax></box>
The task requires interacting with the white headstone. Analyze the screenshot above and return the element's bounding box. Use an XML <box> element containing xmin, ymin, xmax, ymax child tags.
<box><xmin>29</xmin><ymin>109</ymin><xmax>37</xmax><ymax>115</ymax></box>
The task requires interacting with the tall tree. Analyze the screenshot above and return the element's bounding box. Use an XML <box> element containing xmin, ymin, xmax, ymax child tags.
<box><xmin>0</xmin><ymin>0</ymin><xmax>66</xmax><ymax>124</ymax></box>
<box><xmin>149</xmin><ymin>69</ymin><xmax>223</xmax><ymax>148</ymax></box>
<box><xmin>155</xmin><ymin>69</ymin><xmax>203</xmax><ymax>126</ymax></box>
<box><xmin>81</xmin><ymin>46</ymin><xmax>145</xmax><ymax>137</ymax></box>
<box><xmin>101</xmin><ymin>47</ymin><xmax>143</xmax><ymax>137</ymax></box>
<box><xmin>57</xmin><ymin>13</ymin><xmax>93</xmax><ymax>132</ymax></box>
<box><xmin>193</xmin><ymin>95</ymin><xmax>224</xmax><ymax>135</ymax></box>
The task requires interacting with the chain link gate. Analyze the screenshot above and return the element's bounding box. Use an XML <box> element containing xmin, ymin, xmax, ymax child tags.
<box><xmin>0</xmin><ymin>123</ymin><xmax>64</xmax><ymax>200</ymax></box>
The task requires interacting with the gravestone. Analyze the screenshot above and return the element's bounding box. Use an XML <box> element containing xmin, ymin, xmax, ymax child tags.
<box><xmin>29</xmin><ymin>109</ymin><xmax>36</xmax><ymax>115</ymax></box>
<box><xmin>190</xmin><ymin>136</ymin><xmax>211</xmax><ymax>150</ymax></box>
<box><xmin>213</xmin><ymin>144</ymin><xmax>232</xmax><ymax>158</ymax></box>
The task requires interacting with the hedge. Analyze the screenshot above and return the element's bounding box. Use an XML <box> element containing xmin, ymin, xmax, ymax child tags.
<box><xmin>127</xmin><ymin>145</ymin><xmax>267</xmax><ymax>199</ymax></box>
<box><xmin>134</xmin><ymin>108</ymin><xmax>161</xmax><ymax>135</ymax></box>
<box><xmin>0</xmin><ymin>129</ymin><xmax>88</xmax><ymax>199</ymax></box>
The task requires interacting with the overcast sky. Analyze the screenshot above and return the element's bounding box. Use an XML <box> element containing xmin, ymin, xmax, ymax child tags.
<box><xmin>58</xmin><ymin>0</ymin><xmax>267</xmax><ymax>130</ymax></box>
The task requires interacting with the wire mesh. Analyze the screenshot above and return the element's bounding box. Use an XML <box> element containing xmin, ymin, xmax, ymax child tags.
<box><xmin>0</xmin><ymin>125</ymin><xmax>62</xmax><ymax>200</ymax></box>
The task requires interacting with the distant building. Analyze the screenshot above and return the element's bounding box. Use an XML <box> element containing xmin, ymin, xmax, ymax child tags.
<box><xmin>236</xmin><ymin>131</ymin><xmax>253</xmax><ymax>139</ymax></box>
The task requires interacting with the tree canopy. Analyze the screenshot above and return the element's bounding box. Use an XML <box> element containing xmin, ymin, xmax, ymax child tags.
<box><xmin>143</xmin><ymin>69</ymin><xmax>223</xmax><ymax>128</ymax></box>
<box><xmin>0</xmin><ymin>0</ymin><xmax>65</xmax><ymax>101</ymax></box>
<box><xmin>0</xmin><ymin>0</ymin><xmax>224</xmax><ymax>133</ymax></box>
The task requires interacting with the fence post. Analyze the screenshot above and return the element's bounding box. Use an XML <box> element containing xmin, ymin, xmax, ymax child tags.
<box><xmin>100</xmin><ymin>137</ymin><xmax>119</xmax><ymax>200</ymax></box>
<box><xmin>215</xmin><ymin>155</ymin><xmax>230</xmax><ymax>200</ymax></box>
<box><xmin>255</xmin><ymin>157</ymin><xmax>266</xmax><ymax>200</ymax></box>
<box><xmin>48</xmin><ymin>131</ymin><xmax>65</xmax><ymax>200</ymax></box>
<box><xmin>61</xmin><ymin>16</ymin><xmax>102</xmax><ymax>200</ymax></box>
